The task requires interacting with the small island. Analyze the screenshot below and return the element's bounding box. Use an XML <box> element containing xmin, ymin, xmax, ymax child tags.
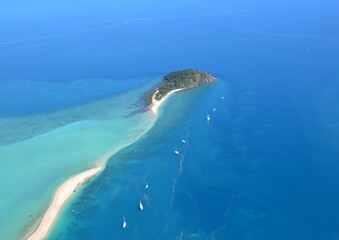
<box><xmin>147</xmin><ymin>69</ymin><xmax>216</xmax><ymax>114</ymax></box>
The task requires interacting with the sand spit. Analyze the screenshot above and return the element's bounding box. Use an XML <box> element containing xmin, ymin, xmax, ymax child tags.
<box><xmin>26</xmin><ymin>167</ymin><xmax>102</xmax><ymax>240</ymax></box>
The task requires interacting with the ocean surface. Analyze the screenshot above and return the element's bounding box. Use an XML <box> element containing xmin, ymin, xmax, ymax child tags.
<box><xmin>1</xmin><ymin>0</ymin><xmax>339</xmax><ymax>239</ymax></box>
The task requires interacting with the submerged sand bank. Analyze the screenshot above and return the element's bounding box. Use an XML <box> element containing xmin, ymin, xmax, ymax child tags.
<box><xmin>25</xmin><ymin>86</ymin><xmax>183</xmax><ymax>240</ymax></box>
<box><xmin>26</xmin><ymin>167</ymin><xmax>102</xmax><ymax>240</ymax></box>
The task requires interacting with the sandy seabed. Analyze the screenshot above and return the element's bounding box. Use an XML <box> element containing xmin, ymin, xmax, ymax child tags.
<box><xmin>26</xmin><ymin>87</ymin><xmax>183</xmax><ymax>240</ymax></box>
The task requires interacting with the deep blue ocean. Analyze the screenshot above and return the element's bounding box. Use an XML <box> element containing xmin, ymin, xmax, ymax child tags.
<box><xmin>1</xmin><ymin>0</ymin><xmax>339</xmax><ymax>239</ymax></box>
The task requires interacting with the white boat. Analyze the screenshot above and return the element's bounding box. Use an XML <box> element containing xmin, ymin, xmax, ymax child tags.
<box><xmin>122</xmin><ymin>216</ymin><xmax>126</xmax><ymax>228</ymax></box>
<box><xmin>207</xmin><ymin>114</ymin><xmax>211</xmax><ymax>121</ymax></box>
<box><xmin>139</xmin><ymin>200</ymin><xmax>144</xmax><ymax>210</ymax></box>
<box><xmin>221</xmin><ymin>96</ymin><xmax>224</xmax><ymax>100</ymax></box>
<box><xmin>174</xmin><ymin>150</ymin><xmax>179</xmax><ymax>155</ymax></box>
<box><xmin>213</xmin><ymin>108</ymin><xmax>216</xmax><ymax>112</ymax></box>
<box><xmin>181</xmin><ymin>139</ymin><xmax>186</xmax><ymax>143</ymax></box>
<box><xmin>145</xmin><ymin>182</ymin><xmax>149</xmax><ymax>189</ymax></box>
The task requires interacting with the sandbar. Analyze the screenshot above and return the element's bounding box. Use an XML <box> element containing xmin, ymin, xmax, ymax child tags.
<box><xmin>26</xmin><ymin>87</ymin><xmax>182</xmax><ymax>239</ymax></box>
<box><xmin>26</xmin><ymin>167</ymin><xmax>102</xmax><ymax>240</ymax></box>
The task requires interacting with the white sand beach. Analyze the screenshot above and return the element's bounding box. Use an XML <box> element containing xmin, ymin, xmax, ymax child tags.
<box><xmin>26</xmin><ymin>167</ymin><xmax>102</xmax><ymax>240</ymax></box>
<box><xmin>150</xmin><ymin>88</ymin><xmax>185</xmax><ymax>115</ymax></box>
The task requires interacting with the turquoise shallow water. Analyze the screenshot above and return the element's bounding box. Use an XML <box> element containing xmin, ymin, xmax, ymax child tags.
<box><xmin>0</xmin><ymin>78</ymin><xmax>159</xmax><ymax>239</ymax></box>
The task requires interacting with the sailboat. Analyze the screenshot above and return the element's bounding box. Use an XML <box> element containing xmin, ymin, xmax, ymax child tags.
<box><xmin>145</xmin><ymin>182</ymin><xmax>149</xmax><ymax>189</ymax></box>
<box><xmin>139</xmin><ymin>200</ymin><xmax>144</xmax><ymax>210</ymax></box>
<box><xmin>212</xmin><ymin>108</ymin><xmax>216</xmax><ymax>112</ymax></box>
<box><xmin>221</xmin><ymin>96</ymin><xmax>224</xmax><ymax>100</ymax></box>
<box><xmin>207</xmin><ymin>114</ymin><xmax>211</xmax><ymax>121</ymax></box>
<box><xmin>122</xmin><ymin>216</ymin><xmax>126</xmax><ymax>228</ymax></box>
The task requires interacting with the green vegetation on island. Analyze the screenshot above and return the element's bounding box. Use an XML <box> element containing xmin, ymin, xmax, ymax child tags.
<box><xmin>146</xmin><ymin>69</ymin><xmax>216</xmax><ymax>105</ymax></box>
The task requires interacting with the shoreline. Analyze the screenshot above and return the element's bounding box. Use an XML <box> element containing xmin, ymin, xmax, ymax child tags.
<box><xmin>26</xmin><ymin>167</ymin><xmax>102</xmax><ymax>240</ymax></box>
<box><xmin>24</xmin><ymin>112</ymin><xmax>156</xmax><ymax>240</ymax></box>
<box><xmin>25</xmin><ymin>87</ymin><xmax>184</xmax><ymax>239</ymax></box>
<box><xmin>150</xmin><ymin>88</ymin><xmax>185</xmax><ymax>115</ymax></box>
